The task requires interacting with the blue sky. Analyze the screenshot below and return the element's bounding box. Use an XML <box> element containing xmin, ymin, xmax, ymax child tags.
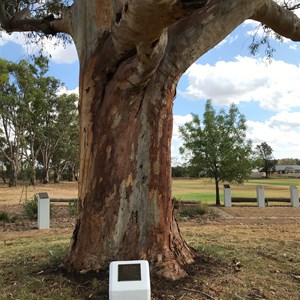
<box><xmin>0</xmin><ymin>18</ymin><xmax>299</xmax><ymax>161</ymax></box>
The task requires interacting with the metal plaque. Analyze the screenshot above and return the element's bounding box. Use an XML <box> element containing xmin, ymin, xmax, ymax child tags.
<box><xmin>38</xmin><ymin>192</ymin><xmax>49</xmax><ymax>199</ymax></box>
<box><xmin>118</xmin><ymin>264</ymin><xmax>141</xmax><ymax>281</ymax></box>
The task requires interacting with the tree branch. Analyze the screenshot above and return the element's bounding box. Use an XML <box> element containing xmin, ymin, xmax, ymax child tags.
<box><xmin>0</xmin><ymin>3</ymin><xmax>72</xmax><ymax>35</ymax></box>
<box><xmin>109</xmin><ymin>0</ymin><xmax>212</xmax><ymax>88</ymax></box>
<box><xmin>251</xmin><ymin>0</ymin><xmax>300</xmax><ymax>41</ymax></box>
<box><xmin>166</xmin><ymin>0</ymin><xmax>266</xmax><ymax>74</ymax></box>
<box><xmin>112</xmin><ymin>0</ymin><xmax>208</xmax><ymax>55</ymax></box>
<box><xmin>0</xmin><ymin>1</ymin><xmax>9</xmax><ymax>28</ymax></box>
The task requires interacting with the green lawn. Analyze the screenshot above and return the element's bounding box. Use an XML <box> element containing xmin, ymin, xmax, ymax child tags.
<box><xmin>172</xmin><ymin>177</ymin><xmax>300</xmax><ymax>204</ymax></box>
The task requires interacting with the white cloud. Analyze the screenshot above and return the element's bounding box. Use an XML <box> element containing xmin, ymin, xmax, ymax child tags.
<box><xmin>171</xmin><ymin>112</ymin><xmax>300</xmax><ymax>160</ymax></box>
<box><xmin>289</xmin><ymin>44</ymin><xmax>298</xmax><ymax>50</ymax></box>
<box><xmin>183</xmin><ymin>56</ymin><xmax>300</xmax><ymax>112</ymax></box>
<box><xmin>247</xmin><ymin>112</ymin><xmax>300</xmax><ymax>158</ymax></box>
<box><xmin>0</xmin><ymin>32</ymin><xmax>23</xmax><ymax>46</ymax></box>
<box><xmin>171</xmin><ymin>114</ymin><xmax>193</xmax><ymax>160</ymax></box>
<box><xmin>57</xmin><ymin>86</ymin><xmax>79</xmax><ymax>96</ymax></box>
<box><xmin>41</xmin><ymin>38</ymin><xmax>78</xmax><ymax>64</ymax></box>
<box><xmin>172</xmin><ymin>114</ymin><xmax>193</xmax><ymax>141</ymax></box>
<box><xmin>0</xmin><ymin>32</ymin><xmax>78</xmax><ymax>64</ymax></box>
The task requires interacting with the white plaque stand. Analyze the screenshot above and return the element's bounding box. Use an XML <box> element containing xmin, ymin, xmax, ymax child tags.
<box><xmin>256</xmin><ymin>185</ymin><xmax>265</xmax><ymax>207</ymax></box>
<box><xmin>223</xmin><ymin>184</ymin><xmax>231</xmax><ymax>207</ymax></box>
<box><xmin>109</xmin><ymin>260</ymin><xmax>151</xmax><ymax>300</ymax></box>
<box><xmin>37</xmin><ymin>192</ymin><xmax>50</xmax><ymax>229</ymax></box>
<box><xmin>290</xmin><ymin>186</ymin><xmax>299</xmax><ymax>208</ymax></box>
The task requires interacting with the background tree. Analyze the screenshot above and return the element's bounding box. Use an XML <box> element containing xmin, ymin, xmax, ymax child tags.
<box><xmin>37</xmin><ymin>93</ymin><xmax>78</xmax><ymax>183</ymax></box>
<box><xmin>1</xmin><ymin>0</ymin><xmax>299</xmax><ymax>279</ymax></box>
<box><xmin>277</xmin><ymin>158</ymin><xmax>300</xmax><ymax>165</ymax></box>
<box><xmin>255</xmin><ymin>142</ymin><xmax>277</xmax><ymax>178</ymax></box>
<box><xmin>51</xmin><ymin>103</ymin><xmax>79</xmax><ymax>183</ymax></box>
<box><xmin>179</xmin><ymin>100</ymin><xmax>253</xmax><ymax>206</ymax></box>
<box><xmin>0</xmin><ymin>57</ymin><xmax>78</xmax><ymax>185</ymax></box>
<box><xmin>18</xmin><ymin>56</ymin><xmax>57</xmax><ymax>185</ymax></box>
<box><xmin>0</xmin><ymin>59</ymin><xmax>33</xmax><ymax>186</ymax></box>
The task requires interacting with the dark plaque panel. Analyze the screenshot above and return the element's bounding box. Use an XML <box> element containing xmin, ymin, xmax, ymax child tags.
<box><xmin>118</xmin><ymin>264</ymin><xmax>141</xmax><ymax>281</ymax></box>
<box><xmin>38</xmin><ymin>192</ymin><xmax>49</xmax><ymax>199</ymax></box>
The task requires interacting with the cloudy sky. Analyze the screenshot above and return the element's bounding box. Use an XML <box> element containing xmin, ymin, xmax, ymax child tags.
<box><xmin>0</xmin><ymin>14</ymin><xmax>299</xmax><ymax>161</ymax></box>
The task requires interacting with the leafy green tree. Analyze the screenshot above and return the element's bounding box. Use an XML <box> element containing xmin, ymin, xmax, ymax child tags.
<box><xmin>255</xmin><ymin>142</ymin><xmax>277</xmax><ymax>178</ymax></box>
<box><xmin>21</xmin><ymin>57</ymin><xmax>60</xmax><ymax>185</ymax></box>
<box><xmin>277</xmin><ymin>158</ymin><xmax>299</xmax><ymax>165</ymax></box>
<box><xmin>0</xmin><ymin>59</ymin><xmax>34</xmax><ymax>186</ymax></box>
<box><xmin>0</xmin><ymin>57</ymin><xmax>78</xmax><ymax>185</ymax></box>
<box><xmin>37</xmin><ymin>93</ymin><xmax>78</xmax><ymax>183</ymax></box>
<box><xmin>179</xmin><ymin>100</ymin><xmax>253</xmax><ymax>206</ymax></box>
<box><xmin>52</xmin><ymin>105</ymin><xmax>79</xmax><ymax>183</ymax></box>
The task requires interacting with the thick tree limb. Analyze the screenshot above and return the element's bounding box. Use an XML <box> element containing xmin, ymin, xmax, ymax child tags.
<box><xmin>113</xmin><ymin>29</ymin><xmax>169</xmax><ymax>88</ymax></box>
<box><xmin>166</xmin><ymin>0</ymin><xmax>266</xmax><ymax>73</ymax></box>
<box><xmin>251</xmin><ymin>0</ymin><xmax>300</xmax><ymax>41</ymax></box>
<box><xmin>112</xmin><ymin>0</ymin><xmax>208</xmax><ymax>55</ymax></box>
<box><xmin>110</xmin><ymin>0</ymin><xmax>211</xmax><ymax>88</ymax></box>
<box><xmin>0</xmin><ymin>1</ymin><xmax>9</xmax><ymax>28</ymax></box>
<box><xmin>166</xmin><ymin>0</ymin><xmax>300</xmax><ymax>75</ymax></box>
<box><xmin>0</xmin><ymin>2</ymin><xmax>71</xmax><ymax>35</ymax></box>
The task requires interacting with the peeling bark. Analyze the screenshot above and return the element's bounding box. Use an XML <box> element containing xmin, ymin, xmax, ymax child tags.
<box><xmin>64</xmin><ymin>48</ymin><xmax>195</xmax><ymax>278</ymax></box>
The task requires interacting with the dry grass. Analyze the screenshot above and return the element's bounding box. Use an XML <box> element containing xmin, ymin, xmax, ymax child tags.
<box><xmin>0</xmin><ymin>180</ymin><xmax>300</xmax><ymax>299</ymax></box>
<box><xmin>181</xmin><ymin>208</ymin><xmax>300</xmax><ymax>299</ymax></box>
<box><xmin>0</xmin><ymin>181</ymin><xmax>78</xmax><ymax>205</ymax></box>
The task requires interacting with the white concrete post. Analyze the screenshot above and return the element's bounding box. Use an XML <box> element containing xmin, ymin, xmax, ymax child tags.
<box><xmin>223</xmin><ymin>184</ymin><xmax>231</xmax><ymax>207</ymax></box>
<box><xmin>37</xmin><ymin>192</ymin><xmax>50</xmax><ymax>229</ymax></box>
<box><xmin>256</xmin><ymin>185</ymin><xmax>265</xmax><ymax>207</ymax></box>
<box><xmin>290</xmin><ymin>185</ymin><xmax>299</xmax><ymax>208</ymax></box>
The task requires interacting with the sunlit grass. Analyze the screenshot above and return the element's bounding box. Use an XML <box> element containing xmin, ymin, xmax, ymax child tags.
<box><xmin>0</xmin><ymin>234</ymin><xmax>108</xmax><ymax>299</ymax></box>
<box><xmin>182</xmin><ymin>220</ymin><xmax>300</xmax><ymax>300</ymax></box>
<box><xmin>172</xmin><ymin>177</ymin><xmax>300</xmax><ymax>204</ymax></box>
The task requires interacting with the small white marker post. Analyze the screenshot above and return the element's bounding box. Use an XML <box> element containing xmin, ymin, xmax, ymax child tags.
<box><xmin>109</xmin><ymin>260</ymin><xmax>151</xmax><ymax>300</ymax></box>
<box><xmin>256</xmin><ymin>185</ymin><xmax>265</xmax><ymax>207</ymax></box>
<box><xmin>37</xmin><ymin>192</ymin><xmax>50</xmax><ymax>229</ymax></box>
<box><xmin>290</xmin><ymin>185</ymin><xmax>299</xmax><ymax>208</ymax></box>
<box><xmin>223</xmin><ymin>184</ymin><xmax>231</xmax><ymax>207</ymax></box>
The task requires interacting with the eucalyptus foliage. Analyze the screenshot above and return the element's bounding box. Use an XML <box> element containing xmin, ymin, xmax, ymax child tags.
<box><xmin>0</xmin><ymin>57</ymin><xmax>79</xmax><ymax>185</ymax></box>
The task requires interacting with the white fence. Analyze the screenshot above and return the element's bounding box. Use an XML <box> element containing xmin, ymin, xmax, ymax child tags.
<box><xmin>223</xmin><ymin>185</ymin><xmax>299</xmax><ymax>208</ymax></box>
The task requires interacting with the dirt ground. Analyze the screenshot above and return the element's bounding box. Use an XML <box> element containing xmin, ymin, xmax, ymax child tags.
<box><xmin>1</xmin><ymin>183</ymin><xmax>300</xmax><ymax>299</ymax></box>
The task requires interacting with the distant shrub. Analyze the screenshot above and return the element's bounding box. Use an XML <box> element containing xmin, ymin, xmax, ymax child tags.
<box><xmin>0</xmin><ymin>210</ymin><xmax>11</xmax><ymax>222</ymax></box>
<box><xmin>23</xmin><ymin>195</ymin><xmax>38</xmax><ymax>220</ymax></box>
<box><xmin>177</xmin><ymin>204</ymin><xmax>215</xmax><ymax>219</ymax></box>
<box><xmin>68</xmin><ymin>200</ymin><xmax>78</xmax><ymax>216</ymax></box>
<box><xmin>23</xmin><ymin>194</ymin><xmax>53</xmax><ymax>220</ymax></box>
<box><xmin>172</xmin><ymin>197</ymin><xmax>182</xmax><ymax>209</ymax></box>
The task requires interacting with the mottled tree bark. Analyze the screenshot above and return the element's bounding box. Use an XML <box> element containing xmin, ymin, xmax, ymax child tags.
<box><xmin>63</xmin><ymin>48</ymin><xmax>195</xmax><ymax>278</ymax></box>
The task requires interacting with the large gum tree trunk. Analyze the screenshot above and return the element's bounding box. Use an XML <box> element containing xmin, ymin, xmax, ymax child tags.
<box><xmin>64</xmin><ymin>50</ymin><xmax>194</xmax><ymax>278</ymax></box>
<box><xmin>58</xmin><ymin>0</ymin><xmax>300</xmax><ymax>280</ymax></box>
<box><xmin>0</xmin><ymin>0</ymin><xmax>300</xmax><ymax>282</ymax></box>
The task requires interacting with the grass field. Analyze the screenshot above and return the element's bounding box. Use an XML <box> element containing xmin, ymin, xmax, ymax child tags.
<box><xmin>172</xmin><ymin>177</ymin><xmax>300</xmax><ymax>204</ymax></box>
<box><xmin>1</xmin><ymin>179</ymin><xmax>300</xmax><ymax>299</ymax></box>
